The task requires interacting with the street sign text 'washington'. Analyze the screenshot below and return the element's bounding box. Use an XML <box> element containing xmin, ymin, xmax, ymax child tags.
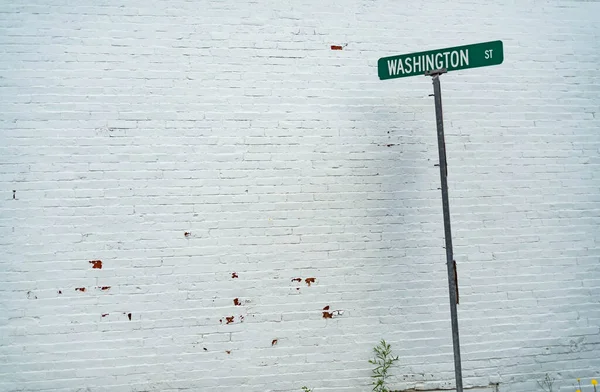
<box><xmin>378</xmin><ymin>40</ymin><xmax>503</xmax><ymax>80</ymax></box>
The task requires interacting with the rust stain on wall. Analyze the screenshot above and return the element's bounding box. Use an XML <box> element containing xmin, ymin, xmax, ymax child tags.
<box><xmin>305</xmin><ymin>277</ymin><xmax>315</xmax><ymax>286</ymax></box>
<box><xmin>89</xmin><ymin>260</ymin><xmax>103</xmax><ymax>269</ymax></box>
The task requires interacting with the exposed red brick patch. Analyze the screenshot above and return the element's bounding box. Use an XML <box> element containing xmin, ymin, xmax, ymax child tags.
<box><xmin>272</xmin><ymin>339</ymin><xmax>278</xmax><ymax>346</ymax></box>
<box><xmin>233</xmin><ymin>298</ymin><xmax>241</xmax><ymax>306</ymax></box>
<box><xmin>127</xmin><ymin>313</ymin><xmax>132</xmax><ymax>321</ymax></box>
<box><xmin>331</xmin><ymin>45</ymin><xmax>343</xmax><ymax>50</ymax></box>
<box><xmin>98</xmin><ymin>286</ymin><xmax>111</xmax><ymax>291</ymax></box>
<box><xmin>225</xmin><ymin>316</ymin><xmax>234</xmax><ymax>324</ymax></box>
<box><xmin>305</xmin><ymin>277</ymin><xmax>315</xmax><ymax>286</ymax></box>
<box><xmin>231</xmin><ymin>272</ymin><xmax>238</xmax><ymax>279</ymax></box>
<box><xmin>58</xmin><ymin>290</ymin><xmax>62</xmax><ymax>294</ymax></box>
<box><xmin>225</xmin><ymin>350</ymin><xmax>231</xmax><ymax>354</ymax></box>
<box><xmin>101</xmin><ymin>313</ymin><xmax>109</xmax><ymax>317</ymax></box>
<box><xmin>291</xmin><ymin>277</ymin><xmax>301</xmax><ymax>282</ymax></box>
<box><xmin>184</xmin><ymin>232</ymin><xmax>191</xmax><ymax>238</ymax></box>
<box><xmin>322</xmin><ymin>305</ymin><xmax>333</xmax><ymax>319</ymax></box>
<box><xmin>89</xmin><ymin>260</ymin><xmax>102</xmax><ymax>269</ymax></box>
<box><xmin>75</xmin><ymin>287</ymin><xmax>86</xmax><ymax>292</ymax></box>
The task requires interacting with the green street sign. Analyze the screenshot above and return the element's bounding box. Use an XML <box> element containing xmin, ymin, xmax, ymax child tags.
<box><xmin>378</xmin><ymin>40</ymin><xmax>503</xmax><ymax>80</ymax></box>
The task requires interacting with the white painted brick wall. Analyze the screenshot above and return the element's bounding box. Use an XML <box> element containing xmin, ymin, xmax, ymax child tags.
<box><xmin>1</xmin><ymin>1</ymin><xmax>599</xmax><ymax>391</ymax></box>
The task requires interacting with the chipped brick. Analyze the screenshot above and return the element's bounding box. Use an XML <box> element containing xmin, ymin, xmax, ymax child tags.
<box><xmin>89</xmin><ymin>260</ymin><xmax>102</xmax><ymax>269</ymax></box>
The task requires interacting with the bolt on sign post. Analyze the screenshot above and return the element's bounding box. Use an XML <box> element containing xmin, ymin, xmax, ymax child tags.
<box><xmin>377</xmin><ymin>40</ymin><xmax>504</xmax><ymax>392</ymax></box>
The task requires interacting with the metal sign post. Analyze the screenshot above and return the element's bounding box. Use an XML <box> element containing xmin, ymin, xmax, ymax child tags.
<box><xmin>377</xmin><ymin>40</ymin><xmax>504</xmax><ymax>392</ymax></box>
<box><xmin>426</xmin><ymin>68</ymin><xmax>463</xmax><ymax>392</ymax></box>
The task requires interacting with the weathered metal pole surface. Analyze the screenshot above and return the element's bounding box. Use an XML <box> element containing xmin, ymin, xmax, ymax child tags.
<box><xmin>428</xmin><ymin>68</ymin><xmax>463</xmax><ymax>392</ymax></box>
